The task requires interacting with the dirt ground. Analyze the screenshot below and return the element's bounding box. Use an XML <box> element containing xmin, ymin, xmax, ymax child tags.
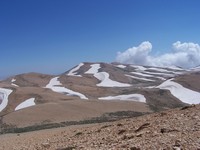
<box><xmin>3</xmin><ymin>100</ymin><xmax>150</xmax><ymax>128</ymax></box>
<box><xmin>0</xmin><ymin>104</ymin><xmax>199</xmax><ymax>150</ymax></box>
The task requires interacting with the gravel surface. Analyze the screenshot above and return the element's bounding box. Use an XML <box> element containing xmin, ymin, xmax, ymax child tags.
<box><xmin>0</xmin><ymin>105</ymin><xmax>199</xmax><ymax>150</ymax></box>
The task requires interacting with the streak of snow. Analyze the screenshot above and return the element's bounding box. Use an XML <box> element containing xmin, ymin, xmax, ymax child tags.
<box><xmin>11</xmin><ymin>78</ymin><xmax>19</xmax><ymax>87</ymax></box>
<box><xmin>165</xmin><ymin>66</ymin><xmax>185</xmax><ymax>71</ymax></box>
<box><xmin>86</xmin><ymin>64</ymin><xmax>131</xmax><ymax>87</ymax></box>
<box><xmin>99</xmin><ymin>94</ymin><xmax>146</xmax><ymax>103</ymax></box>
<box><xmin>125</xmin><ymin>74</ymin><xmax>155</xmax><ymax>82</ymax></box>
<box><xmin>67</xmin><ymin>63</ymin><xmax>84</xmax><ymax>77</ymax></box>
<box><xmin>131</xmin><ymin>72</ymin><xmax>166</xmax><ymax>80</ymax></box>
<box><xmin>147</xmin><ymin>68</ymin><xmax>184</xmax><ymax>75</ymax></box>
<box><xmin>11</xmin><ymin>79</ymin><xmax>16</xmax><ymax>82</ymax></box>
<box><xmin>148</xmin><ymin>67</ymin><xmax>174</xmax><ymax>73</ymax></box>
<box><xmin>131</xmin><ymin>72</ymin><xmax>154</xmax><ymax>77</ymax></box>
<box><xmin>157</xmin><ymin>79</ymin><xmax>200</xmax><ymax>104</ymax></box>
<box><xmin>131</xmin><ymin>65</ymin><xmax>184</xmax><ymax>76</ymax></box>
<box><xmin>145</xmin><ymin>86</ymin><xmax>156</xmax><ymax>89</ymax></box>
<box><xmin>46</xmin><ymin>76</ymin><xmax>62</xmax><ymax>87</ymax></box>
<box><xmin>11</xmin><ymin>83</ymin><xmax>19</xmax><ymax>87</ymax></box>
<box><xmin>94</xmin><ymin>72</ymin><xmax>131</xmax><ymax>87</ymax></box>
<box><xmin>85</xmin><ymin>64</ymin><xmax>101</xmax><ymax>74</ymax></box>
<box><xmin>131</xmin><ymin>65</ymin><xmax>147</xmax><ymax>71</ymax></box>
<box><xmin>144</xmin><ymin>71</ymin><xmax>174</xmax><ymax>77</ymax></box>
<box><xmin>15</xmin><ymin>98</ymin><xmax>36</xmax><ymax>111</ymax></box>
<box><xmin>46</xmin><ymin>77</ymin><xmax>88</xmax><ymax>99</ymax></box>
<box><xmin>0</xmin><ymin>88</ymin><xmax>13</xmax><ymax>112</ymax></box>
<box><xmin>116</xmin><ymin>65</ymin><xmax>126</xmax><ymax>68</ymax></box>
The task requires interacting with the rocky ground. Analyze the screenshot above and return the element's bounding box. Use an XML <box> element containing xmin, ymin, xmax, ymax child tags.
<box><xmin>0</xmin><ymin>104</ymin><xmax>199</xmax><ymax>150</ymax></box>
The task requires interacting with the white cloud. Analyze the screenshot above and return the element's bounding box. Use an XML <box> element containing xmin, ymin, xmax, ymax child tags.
<box><xmin>116</xmin><ymin>41</ymin><xmax>152</xmax><ymax>65</ymax></box>
<box><xmin>116</xmin><ymin>41</ymin><xmax>200</xmax><ymax>68</ymax></box>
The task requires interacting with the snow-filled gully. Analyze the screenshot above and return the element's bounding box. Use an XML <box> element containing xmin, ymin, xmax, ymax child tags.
<box><xmin>46</xmin><ymin>77</ymin><xmax>88</xmax><ymax>99</ymax></box>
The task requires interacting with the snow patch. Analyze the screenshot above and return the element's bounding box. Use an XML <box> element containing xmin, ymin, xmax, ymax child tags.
<box><xmin>131</xmin><ymin>72</ymin><xmax>155</xmax><ymax>78</ymax></box>
<box><xmin>148</xmin><ymin>67</ymin><xmax>174</xmax><ymax>73</ymax></box>
<box><xmin>145</xmin><ymin>86</ymin><xmax>156</xmax><ymax>89</ymax></box>
<box><xmin>116</xmin><ymin>65</ymin><xmax>126</xmax><ymax>69</ymax></box>
<box><xmin>146</xmin><ymin>67</ymin><xmax>185</xmax><ymax>75</ymax></box>
<box><xmin>46</xmin><ymin>76</ymin><xmax>62</xmax><ymax>87</ymax></box>
<box><xmin>144</xmin><ymin>71</ymin><xmax>174</xmax><ymax>77</ymax></box>
<box><xmin>67</xmin><ymin>63</ymin><xmax>84</xmax><ymax>77</ymax></box>
<box><xmin>165</xmin><ymin>66</ymin><xmax>185</xmax><ymax>71</ymax></box>
<box><xmin>99</xmin><ymin>94</ymin><xmax>146</xmax><ymax>103</ymax></box>
<box><xmin>131</xmin><ymin>65</ymin><xmax>147</xmax><ymax>71</ymax></box>
<box><xmin>86</xmin><ymin>64</ymin><xmax>131</xmax><ymax>87</ymax></box>
<box><xmin>15</xmin><ymin>98</ymin><xmax>36</xmax><ymax>111</ymax></box>
<box><xmin>0</xmin><ymin>88</ymin><xmax>13</xmax><ymax>112</ymax></box>
<box><xmin>125</xmin><ymin>74</ymin><xmax>155</xmax><ymax>82</ymax></box>
<box><xmin>131</xmin><ymin>72</ymin><xmax>165</xmax><ymax>80</ymax></box>
<box><xmin>11</xmin><ymin>78</ymin><xmax>19</xmax><ymax>87</ymax></box>
<box><xmin>11</xmin><ymin>79</ymin><xmax>16</xmax><ymax>82</ymax></box>
<box><xmin>85</xmin><ymin>64</ymin><xmax>101</xmax><ymax>74</ymax></box>
<box><xmin>46</xmin><ymin>77</ymin><xmax>88</xmax><ymax>99</ymax></box>
<box><xmin>94</xmin><ymin>72</ymin><xmax>131</xmax><ymax>87</ymax></box>
<box><xmin>11</xmin><ymin>83</ymin><xmax>19</xmax><ymax>87</ymax></box>
<box><xmin>157</xmin><ymin>79</ymin><xmax>200</xmax><ymax>104</ymax></box>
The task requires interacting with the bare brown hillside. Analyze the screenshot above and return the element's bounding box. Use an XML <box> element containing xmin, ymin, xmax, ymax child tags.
<box><xmin>3</xmin><ymin>100</ymin><xmax>150</xmax><ymax>128</ymax></box>
<box><xmin>1</xmin><ymin>62</ymin><xmax>199</xmax><ymax>134</ymax></box>
<box><xmin>0</xmin><ymin>104</ymin><xmax>199</xmax><ymax>150</ymax></box>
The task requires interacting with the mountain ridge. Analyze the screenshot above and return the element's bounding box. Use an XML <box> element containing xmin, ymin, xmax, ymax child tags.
<box><xmin>0</xmin><ymin>62</ymin><xmax>200</xmax><ymax>132</ymax></box>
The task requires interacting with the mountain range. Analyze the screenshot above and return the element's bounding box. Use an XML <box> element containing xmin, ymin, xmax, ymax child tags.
<box><xmin>0</xmin><ymin>62</ymin><xmax>200</xmax><ymax>133</ymax></box>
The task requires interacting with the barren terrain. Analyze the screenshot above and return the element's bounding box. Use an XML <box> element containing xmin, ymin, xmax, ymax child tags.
<box><xmin>1</xmin><ymin>62</ymin><xmax>199</xmax><ymax>135</ymax></box>
<box><xmin>0</xmin><ymin>104</ymin><xmax>199</xmax><ymax>150</ymax></box>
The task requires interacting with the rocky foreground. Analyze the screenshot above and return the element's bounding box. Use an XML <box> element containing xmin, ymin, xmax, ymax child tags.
<box><xmin>0</xmin><ymin>104</ymin><xmax>200</xmax><ymax>150</ymax></box>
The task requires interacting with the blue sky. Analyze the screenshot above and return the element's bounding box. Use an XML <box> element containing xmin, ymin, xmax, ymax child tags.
<box><xmin>1</xmin><ymin>0</ymin><xmax>200</xmax><ymax>78</ymax></box>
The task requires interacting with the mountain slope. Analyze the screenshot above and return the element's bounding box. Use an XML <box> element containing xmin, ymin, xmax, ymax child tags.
<box><xmin>0</xmin><ymin>104</ymin><xmax>199</xmax><ymax>150</ymax></box>
<box><xmin>0</xmin><ymin>62</ymin><xmax>200</xmax><ymax>131</ymax></box>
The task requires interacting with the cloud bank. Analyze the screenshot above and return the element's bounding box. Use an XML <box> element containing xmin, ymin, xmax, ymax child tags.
<box><xmin>116</xmin><ymin>41</ymin><xmax>200</xmax><ymax>68</ymax></box>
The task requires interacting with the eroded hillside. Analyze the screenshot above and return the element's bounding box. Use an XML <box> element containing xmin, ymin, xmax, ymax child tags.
<box><xmin>0</xmin><ymin>62</ymin><xmax>199</xmax><ymax>131</ymax></box>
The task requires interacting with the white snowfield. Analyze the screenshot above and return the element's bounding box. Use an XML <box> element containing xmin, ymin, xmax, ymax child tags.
<box><xmin>131</xmin><ymin>65</ymin><xmax>185</xmax><ymax>81</ymax></box>
<box><xmin>125</xmin><ymin>74</ymin><xmax>155</xmax><ymax>82</ymax></box>
<box><xmin>46</xmin><ymin>77</ymin><xmax>88</xmax><ymax>99</ymax></box>
<box><xmin>15</xmin><ymin>98</ymin><xmax>36</xmax><ymax>111</ymax></box>
<box><xmin>131</xmin><ymin>65</ymin><xmax>147</xmax><ymax>71</ymax></box>
<box><xmin>131</xmin><ymin>72</ymin><xmax>155</xmax><ymax>77</ymax></box>
<box><xmin>95</xmin><ymin>72</ymin><xmax>131</xmax><ymax>87</ymax></box>
<box><xmin>11</xmin><ymin>78</ymin><xmax>19</xmax><ymax>87</ymax></box>
<box><xmin>131</xmin><ymin>65</ymin><xmax>184</xmax><ymax>76</ymax></box>
<box><xmin>131</xmin><ymin>72</ymin><xmax>166</xmax><ymax>80</ymax></box>
<box><xmin>157</xmin><ymin>79</ymin><xmax>200</xmax><ymax>104</ymax></box>
<box><xmin>0</xmin><ymin>88</ymin><xmax>13</xmax><ymax>112</ymax></box>
<box><xmin>85</xmin><ymin>64</ymin><xmax>101</xmax><ymax>74</ymax></box>
<box><xmin>148</xmin><ymin>67</ymin><xmax>184</xmax><ymax>74</ymax></box>
<box><xmin>146</xmin><ymin>67</ymin><xmax>186</xmax><ymax>77</ymax></box>
<box><xmin>147</xmin><ymin>67</ymin><xmax>180</xmax><ymax>74</ymax></box>
<box><xmin>144</xmin><ymin>71</ymin><xmax>174</xmax><ymax>77</ymax></box>
<box><xmin>67</xmin><ymin>63</ymin><xmax>84</xmax><ymax>77</ymax></box>
<box><xmin>165</xmin><ymin>66</ymin><xmax>185</xmax><ymax>71</ymax></box>
<box><xmin>116</xmin><ymin>65</ymin><xmax>126</xmax><ymax>69</ymax></box>
<box><xmin>99</xmin><ymin>94</ymin><xmax>146</xmax><ymax>103</ymax></box>
<box><xmin>148</xmin><ymin>67</ymin><xmax>171</xmax><ymax>72</ymax></box>
<box><xmin>11</xmin><ymin>79</ymin><xmax>16</xmax><ymax>82</ymax></box>
<box><xmin>86</xmin><ymin>64</ymin><xmax>131</xmax><ymax>87</ymax></box>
